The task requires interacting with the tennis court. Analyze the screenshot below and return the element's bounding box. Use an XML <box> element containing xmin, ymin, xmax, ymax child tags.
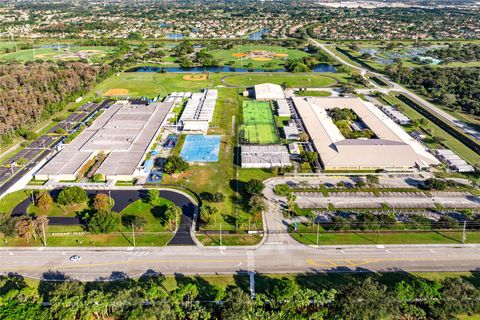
<box><xmin>240</xmin><ymin>101</ymin><xmax>279</xmax><ymax>144</ymax></box>
<box><xmin>180</xmin><ymin>135</ymin><xmax>221</xmax><ymax>162</ymax></box>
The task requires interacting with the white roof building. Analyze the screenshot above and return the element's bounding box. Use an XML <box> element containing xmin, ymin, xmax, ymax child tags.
<box><xmin>254</xmin><ymin>83</ymin><xmax>284</xmax><ymax>101</ymax></box>
<box><xmin>36</xmin><ymin>100</ymin><xmax>173</xmax><ymax>181</ymax></box>
<box><xmin>241</xmin><ymin>145</ymin><xmax>290</xmax><ymax>168</ymax></box>
<box><xmin>276</xmin><ymin>99</ymin><xmax>291</xmax><ymax>117</ymax></box>
<box><xmin>292</xmin><ymin>97</ymin><xmax>440</xmax><ymax>171</ymax></box>
<box><xmin>179</xmin><ymin>89</ymin><xmax>218</xmax><ymax>133</ymax></box>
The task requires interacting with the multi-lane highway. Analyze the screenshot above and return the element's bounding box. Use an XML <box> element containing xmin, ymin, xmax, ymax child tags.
<box><xmin>1</xmin><ymin>244</ymin><xmax>479</xmax><ymax>281</ymax></box>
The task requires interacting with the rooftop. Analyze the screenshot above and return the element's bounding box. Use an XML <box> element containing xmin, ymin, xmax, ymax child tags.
<box><xmin>37</xmin><ymin>100</ymin><xmax>173</xmax><ymax>177</ymax></box>
<box><xmin>292</xmin><ymin>97</ymin><xmax>439</xmax><ymax>169</ymax></box>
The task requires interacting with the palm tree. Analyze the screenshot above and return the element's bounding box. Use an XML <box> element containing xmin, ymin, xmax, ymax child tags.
<box><xmin>286</xmin><ymin>193</ymin><xmax>297</xmax><ymax>218</ymax></box>
<box><xmin>165</xmin><ymin>204</ymin><xmax>182</xmax><ymax>231</ymax></box>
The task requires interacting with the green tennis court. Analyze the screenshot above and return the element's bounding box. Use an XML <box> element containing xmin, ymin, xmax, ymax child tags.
<box><xmin>240</xmin><ymin>101</ymin><xmax>279</xmax><ymax>144</ymax></box>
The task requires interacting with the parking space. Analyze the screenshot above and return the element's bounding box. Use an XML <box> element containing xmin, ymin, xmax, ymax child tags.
<box><xmin>379</xmin><ymin>191</ymin><xmax>426</xmax><ymax>198</ymax></box>
<box><xmin>27</xmin><ymin>135</ymin><xmax>60</xmax><ymax>149</ymax></box>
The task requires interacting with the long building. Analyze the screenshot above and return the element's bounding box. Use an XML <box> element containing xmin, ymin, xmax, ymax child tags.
<box><xmin>36</xmin><ymin>100</ymin><xmax>173</xmax><ymax>181</ymax></box>
<box><xmin>292</xmin><ymin>97</ymin><xmax>439</xmax><ymax>171</ymax></box>
<box><xmin>179</xmin><ymin>89</ymin><xmax>217</xmax><ymax>133</ymax></box>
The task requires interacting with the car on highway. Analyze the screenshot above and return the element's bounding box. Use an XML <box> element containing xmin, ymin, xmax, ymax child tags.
<box><xmin>69</xmin><ymin>255</ymin><xmax>81</xmax><ymax>262</ymax></box>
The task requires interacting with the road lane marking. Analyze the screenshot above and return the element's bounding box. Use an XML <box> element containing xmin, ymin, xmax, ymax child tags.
<box><xmin>306</xmin><ymin>256</ymin><xmax>480</xmax><ymax>269</ymax></box>
<box><xmin>0</xmin><ymin>258</ymin><xmax>248</xmax><ymax>271</ymax></box>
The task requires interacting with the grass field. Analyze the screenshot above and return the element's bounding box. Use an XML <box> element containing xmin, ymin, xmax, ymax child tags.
<box><xmin>93</xmin><ymin>72</ymin><xmax>215</xmax><ymax>98</ymax></box>
<box><xmin>295</xmin><ymin>90</ymin><xmax>332</xmax><ymax>97</ymax></box>
<box><xmin>240</xmin><ymin>100</ymin><xmax>279</xmax><ymax>144</ymax></box>
<box><xmin>222</xmin><ymin>73</ymin><xmax>342</xmax><ymax>87</ymax></box>
<box><xmin>0</xmin><ymin>190</ymin><xmax>29</xmax><ymax>215</ymax></box>
<box><xmin>208</xmin><ymin>45</ymin><xmax>308</xmax><ymax>69</ymax></box>
<box><xmin>0</xmin><ymin>46</ymin><xmax>114</xmax><ymax>62</ymax></box>
<box><xmin>0</xmin><ymin>41</ymin><xmax>17</xmax><ymax>50</ymax></box>
<box><xmin>291</xmin><ymin>230</ymin><xmax>480</xmax><ymax>245</ymax></box>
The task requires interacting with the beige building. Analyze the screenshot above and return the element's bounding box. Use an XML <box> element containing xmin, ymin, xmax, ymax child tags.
<box><xmin>253</xmin><ymin>83</ymin><xmax>284</xmax><ymax>101</ymax></box>
<box><xmin>292</xmin><ymin>97</ymin><xmax>439</xmax><ymax>171</ymax></box>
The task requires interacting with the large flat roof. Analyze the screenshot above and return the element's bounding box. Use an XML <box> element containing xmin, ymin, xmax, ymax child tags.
<box><xmin>293</xmin><ymin>97</ymin><xmax>439</xmax><ymax>169</ymax></box>
<box><xmin>38</xmin><ymin>100</ymin><xmax>172</xmax><ymax>177</ymax></box>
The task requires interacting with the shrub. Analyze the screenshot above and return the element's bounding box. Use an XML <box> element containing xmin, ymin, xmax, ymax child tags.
<box><xmin>212</xmin><ymin>192</ymin><xmax>225</xmax><ymax>203</ymax></box>
<box><xmin>249</xmin><ymin>195</ymin><xmax>268</xmax><ymax>213</ymax></box>
<box><xmin>57</xmin><ymin>186</ymin><xmax>88</xmax><ymax>206</ymax></box>
<box><xmin>423</xmin><ymin>178</ymin><xmax>448</xmax><ymax>190</ymax></box>
<box><xmin>163</xmin><ymin>155</ymin><xmax>189</xmax><ymax>174</ymax></box>
<box><xmin>245</xmin><ymin>179</ymin><xmax>265</xmax><ymax>195</ymax></box>
<box><xmin>273</xmin><ymin>184</ymin><xmax>291</xmax><ymax>196</ymax></box>
<box><xmin>200</xmin><ymin>205</ymin><xmax>219</xmax><ymax>224</ymax></box>
<box><xmin>92</xmin><ymin>193</ymin><xmax>111</xmax><ymax>212</ymax></box>
<box><xmin>87</xmin><ymin>210</ymin><xmax>120</xmax><ymax>233</ymax></box>
<box><xmin>35</xmin><ymin>190</ymin><xmax>53</xmax><ymax>212</ymax></box>
<box><xmin>122</xmin><ymin>214</ymin><xmax>147</xmax><ymax>230</ymax></box>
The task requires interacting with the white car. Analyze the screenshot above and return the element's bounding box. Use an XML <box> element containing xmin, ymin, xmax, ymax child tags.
<box><xmin>69</xmin><ymin>255</ymin><xmax>81</xmax><ymax>262</ymax></box>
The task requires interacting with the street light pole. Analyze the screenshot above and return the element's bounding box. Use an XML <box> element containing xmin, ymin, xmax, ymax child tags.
<box><xmin>132</xmin><ymin>223</ymin><xmax>136</xmax><ymax>247</ymax></box>
<box><xmin>42</xmin><ymin>223</ymin><xmax>46</xmax><ymax>246</ymax></box>
<box><xmin>462</xmin><ymin>220</ymin><xmax>467</xmax><ymax>244</ymax></box>
<box><xmin>316</xmin><ymin>222</ymin><xmax>320</xmax><ymax>246</ymax></box>
<box><xmin>220</xmin><ymin>223</ymin><xmax>222</xmax><ymax>246</ymax></box>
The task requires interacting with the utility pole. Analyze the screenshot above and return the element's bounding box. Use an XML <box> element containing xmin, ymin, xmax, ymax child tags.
<box><xmin>462</xmin><ymin>220</ymin><xmax>467</xmax><ymax>244</ymax></box>
<box><xmin>132</xmin><ymin>223</ymin><xmax>136</xmax><ymax>247</ymax></box>
<box><xmin>219</xmin><ymin>223</ymin><xmax>222</xmax><ymax>246</ymax></box>
<box><xmin>42</xmin><ymin>223</ymin><xmax>46</xmax><ymax>246</ymax></box>
<box><xmin>316</xmin><ymin>221</ymin><xmax>320</xmax><ymax>246</ymax></box>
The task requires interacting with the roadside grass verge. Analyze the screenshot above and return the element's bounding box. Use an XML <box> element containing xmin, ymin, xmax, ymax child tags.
<box><xmin>290</xmin><ymin>230</ymin><xmax>480</xmax><ymax>245</ymax></box>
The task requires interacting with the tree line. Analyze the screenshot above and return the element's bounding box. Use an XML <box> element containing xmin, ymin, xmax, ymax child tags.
<box><xmin>1</xmin><ymin>272</ymin><xmax>479</xmax><ymax>319</ymax></box>
<box><xmin>427</xmin><ymin>44</ymin><xmax>480</xmax><ymax>63</ymax></box>
<box><xmin>0</xmin><ymin>61</ymin><xmax>110</xmax><ymax>137</ymax></box>
<box><xmin>385</xmin><ymin>62</ymin><xmax>480</xmax><ymax>115</ymax></box>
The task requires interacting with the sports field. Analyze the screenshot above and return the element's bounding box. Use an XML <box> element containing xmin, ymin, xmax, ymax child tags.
<box><xmin>0</xmin><ymin>46</ymin><xmax>114</xmax><ymax>62</ymax></box>
<box><xmin>209</xmin><ymin>45</ymin><xmax>308</xmax><ymax>69</ymax></box>
<box><xmin>223</xmin><ymin>73</ymin><xmax>341</xmax><ymax>87</ymax></box>
<box><xmin>240</xmin><ymin>101</ymin><xmax>279</xmax><ymax>144</ymax></box>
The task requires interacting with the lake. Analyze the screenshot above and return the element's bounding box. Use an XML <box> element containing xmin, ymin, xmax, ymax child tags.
<box><xmin>248</xmin><ymin>29</ymin><xmax>269</xmax><ymax>40</ymax></box>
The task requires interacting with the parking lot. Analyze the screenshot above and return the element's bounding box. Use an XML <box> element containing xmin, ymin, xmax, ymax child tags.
<box><xmin>296</xmin><ymin>191</ymin><xmax>480</xmax><ymax>210</ymax></box>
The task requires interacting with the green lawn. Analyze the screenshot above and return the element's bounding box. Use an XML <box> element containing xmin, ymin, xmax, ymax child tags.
<box><xmin>196</xmin><ymin>233</ymin><xmax>263</xmax><ymax>246</ymax></box>
<box><xmin>208</xmin><ymin>44</ymin><xmax>308</xmax><ymax>69</ymax></box>
<box><xmin>221</xmin><ymin>73</ymin><xmax>344</xmax><ymax>87</ymax></box>
<box><xmin>291</xmin><ymin>230</ymin><xmax>480</xmax><ymax>245</ymax></box>
<box><xmin>119</xmin><ymin>198</ymin><xmax>175</xmax><ymax>232</ymax></box>
<box><xmin>0</xmin><ymin>41</ymin><xmax>17</xmax><ymax>50</ymax></box>
<box><xmin>0</xmin><ymin>190</ymin><xmax>30</xmax><ymax>215</ymax></box>
<box><xmin>27</xmin><ymin>201</ymin><xmax>88</xmax><ymax>217</ymax></box>
<box><xmin>1</xmin><ymin>232</ymin><xmax>172</xmax><ymax>247</ymax></box>
<box><xmin>0</xmin><ymin>46</ymin><xmax>114</xmax><ymax>62</ymax></box>
<box><xmin>94</xmin><ymin>72</ymin><xmax>215</xmax><ymax>98</ymax></box>
<box><xmin>294</xmin><ymin>90</ymin><xmax>332</xmax><ymax>97</ymax></box>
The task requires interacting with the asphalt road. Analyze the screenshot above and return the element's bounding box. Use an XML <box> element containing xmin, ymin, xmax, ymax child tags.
<box><xmin>1</xmin><ymin>245</ymin><xmax>479</xmax><ymax>281</ymax></box>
